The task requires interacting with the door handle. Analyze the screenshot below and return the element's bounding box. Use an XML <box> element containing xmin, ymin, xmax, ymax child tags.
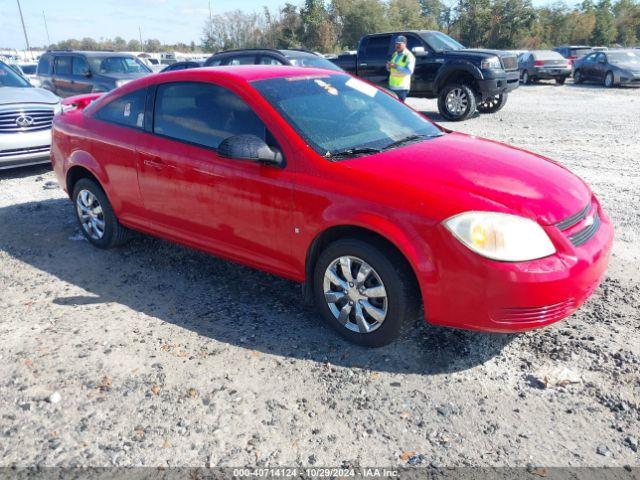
<box><xmin>359</xmin><ymin>63</ymin><xmax>368</xmax><ymax>67</ymax></box>
<box><xmin>140</xmin><ymin>153</ymin><xmax>166</xmax><ymax>170</ymax></box>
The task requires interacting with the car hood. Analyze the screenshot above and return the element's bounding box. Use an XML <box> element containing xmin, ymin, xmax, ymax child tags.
<box><xmin>343</xmin><ymin>132</ymin><xmax>591</xmax><ymax>225</ymax></box>
<box><xmin>446</xmin><ymin>48</ymin><xmax>515</xmax><ymax>60</ymax></box>
<box><xmin>0</xmin><ymin>87</ymin><xmax>60</xmax><ymax>106</ymax></box>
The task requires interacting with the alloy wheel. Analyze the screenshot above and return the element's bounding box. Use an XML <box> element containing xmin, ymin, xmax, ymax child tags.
<box><xmin>445</xmin><ymin>88</ymin><xmax>469</xmax><ymax>117</ymax></box>
<box><xmin>323</xmin><ymin>256</ymin><xmax>388</xmax><ymax>334</ymax></box>
<box><xmin>76</xmin><ymin>189</ymin><xmax>106</xmax><ymax>240</ymax></box>
<box><xmin>605</xmin><ymin>72</ymin><xmax>613</xmax><ymax>87</ymax></box>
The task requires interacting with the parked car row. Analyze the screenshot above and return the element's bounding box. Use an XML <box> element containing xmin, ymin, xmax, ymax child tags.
<box><xmin>516</xmin><ymin>46</ymin><xmax>640</xmax><ymax>87</ymax></box>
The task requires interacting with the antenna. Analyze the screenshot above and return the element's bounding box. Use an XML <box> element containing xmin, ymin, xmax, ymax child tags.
<box><xmin>16</xmin><ymin>0</ymin><xmax>32</xmax><ymax>59</ymax></box>
<box><xmin>43</xmin><ymin>10</ymin><xmax>51</xmax><ymax>46</ymax></box>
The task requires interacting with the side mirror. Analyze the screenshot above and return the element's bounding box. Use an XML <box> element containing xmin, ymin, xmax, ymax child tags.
<box><xmin>411</xmin><ymin>46</ymin><xmax>427</xmax><ymax>56</ymax></box>
<box><xmin>218</xmin><ymin>134</ymin><xmax>284</xmax><ymax>167</ymax></box>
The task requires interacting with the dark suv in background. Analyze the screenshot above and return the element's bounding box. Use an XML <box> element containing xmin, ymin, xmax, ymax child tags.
<box><xmin>36</xmin><ymin>51</ymin><xmax>152</xmax><ymax>97</ymax></box>
<box><xmin>330</xmin><ymin>30</ymin><xmax>519</xmax><ymax>121</ymax></box>
<box><xmin>204</xmin><ymin>48</ymin><xmax>343</xmax><ymax>71</ymax></box>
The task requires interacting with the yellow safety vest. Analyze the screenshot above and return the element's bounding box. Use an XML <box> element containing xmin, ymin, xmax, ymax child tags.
<box><xmin>389</xmin><ymin>51</ymin><xmax>412</xmax><ymax>90</ymax></box>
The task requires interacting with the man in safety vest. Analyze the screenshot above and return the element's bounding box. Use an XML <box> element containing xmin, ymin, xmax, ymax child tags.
<box><xmin>386</xmin><ymin>35</ymin><xmax>416</xmax><ymax>103</ymax></box>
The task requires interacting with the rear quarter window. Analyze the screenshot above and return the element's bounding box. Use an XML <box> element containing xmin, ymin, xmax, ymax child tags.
<box><xmin>93</xmin><ymin>88</ymin><xmax>147</xmax><ymax>129</ymax></box>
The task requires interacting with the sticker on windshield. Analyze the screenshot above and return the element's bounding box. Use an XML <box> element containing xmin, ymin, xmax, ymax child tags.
<box><xmin>314</xmin><ymin>79</ymin><xmax>338</xmax><ymax>95</ymax></box>
<box><xmin>345</xmin><ymin>78</ymin><xmax>378</xmax><ymax>98</ymax></box>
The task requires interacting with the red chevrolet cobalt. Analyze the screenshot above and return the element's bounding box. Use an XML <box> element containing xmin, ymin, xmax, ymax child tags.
<box><xmin>51</xmin><ymin>66</ymin><xmax>613</xmax><ymax>346</ymax></box>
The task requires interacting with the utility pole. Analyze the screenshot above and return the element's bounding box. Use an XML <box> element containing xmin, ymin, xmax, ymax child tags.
<box><xmin>16</xmin><ymin>0</ymin><xmax>32</xmax><ymax>59</ymax></box>
<box><xmin>42</xmin><ymin>10</ymin><xmax>51</xmax><ymax>47</ymax></box>
<box><xmin>139</xmin><ymin>27</ymin><xmax>144</xmax><ymax>52</ymax></box>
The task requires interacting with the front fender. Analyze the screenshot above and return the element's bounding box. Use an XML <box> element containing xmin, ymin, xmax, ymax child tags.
<box><xmin>434</xmin><ymin>61</ymin><xmax>483</xmax><ymax>90</ymax></box>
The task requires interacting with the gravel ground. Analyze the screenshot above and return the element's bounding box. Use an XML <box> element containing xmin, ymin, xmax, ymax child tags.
<box><xmin>0</xmin><ymin>81</ymin><xmax>639</xmax><ymax>469</ymax></box>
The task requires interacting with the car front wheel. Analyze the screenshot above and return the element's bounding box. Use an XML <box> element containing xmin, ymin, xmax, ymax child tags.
<box><xmin>437</xmin><ymin>83</ymin><xmax>477</xmax><ymax>121</ymax></box>
<box><xmin>72</xmin><ymin>178</ymin><xmax>129</xmax><ymax>249</ymax></box>
<box><xmin>604</xmin><ymin>71</ymin><xmax>615</xmax><ymax>88</ymax></box>
<box><xmin>477</xmin><ymin>93</ymin><xmax>508</xmax><ymax>114</ymax></box>
<box><xmin>313</xmin><ymin>239</ymin><xmax>420</xmax><ymax>347</ymax></box>
<box><xmin>574</xmin><ymin>69</ymin><xmax>584</xmax><ymax>84</ymax></box>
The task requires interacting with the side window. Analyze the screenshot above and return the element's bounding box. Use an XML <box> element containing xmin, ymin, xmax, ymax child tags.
<box><xmin>206</xmin><ymin>58</ymin><xmax>222</xmax><ymax>67</ymax></box>
<box><xmin>226</xmin><ymin>55</ymin><xmax>257</xmax><ymax>65</ymax></box>
<box><xmin>37</xmin><ymin>55</ymin><xmax>51</xmax><ymax>75</ymax></box>
<box><xmin>362</xmin><ymin>35</ymin><xmax>391</xmax><ymax>61</ymax></box>
<box><xmin>54</xmin><ymin>56</ymin><xmax>72</xmax><ymax>75</ymax></box>
<box><xmin>94</xmin><ymin>88</ymin><xmax>147</xmax><ymax>129</ymax></box>
<box><xmin>72</xmin><ymin>56</ymin><xmax>89</xmax><ymax>76</ymax></box>
<box><xmin>258</xmin><ymin>56</ymin><xmax>283</xmax><ymax>65</ymax></box>
<box><xmin>405</xmin><ymin>35</ymin><xmax>422</xmax><ymax>52</ymax></box>
<box><xmin>153</xmin><ymin>82</ymin><xmax>268</xmax><ymax>150</ymax></box>
<box><xmin>596</xmin><ymin>53</ymin><xmax>606</xmax><ymax>63</ymax></box>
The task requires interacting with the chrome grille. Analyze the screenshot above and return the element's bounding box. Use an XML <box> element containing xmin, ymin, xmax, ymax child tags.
<box><xmin>0</xmin><ymin>145</ymin><xmax>50</xmax><ymax>158</ymax></box>
<box><xmin>0</xmin><ymin>108</ymin><xmax>55</xmax><ymax>133</ymax></box>
<box><xmin>568</xmin><ymin>212</ymin><xmax>600</xmax><ymax>247</ymax></box>
<box><xmin>555</xmin><ymin>201</ymin><xmax>601</xmax><ymax>247</ymax></box>
<box><xmin>500</xmin><ymin>55</ymin><xmax>518</xmax><ymax>71</ymax></box>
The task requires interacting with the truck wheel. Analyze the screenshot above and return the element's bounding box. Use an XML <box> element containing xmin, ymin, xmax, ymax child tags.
<box><xmin>477</xmin><ymin>93</ymin><xmax>508</xmax><ymax>114</ymax></box>
<box><xmin>437</xmin><ymin>83</ymin><xmax>477</xmax><ymax>121</ymax></box>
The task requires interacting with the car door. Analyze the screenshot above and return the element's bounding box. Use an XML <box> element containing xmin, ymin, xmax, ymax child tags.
<box><xmin>581</xmin><ymin>53</ymin><xmax>597</xmax><ymax>80</ymax></box>
<box><xmin>52</xmin><ymin>56</ymin><xmax>73</xmax><ymax>97</ymax></box>
<box><xmin>594</xmin><ymin>53</ymin><xmax>608</xmax><ymax>82</ymax></box>
<box><xmin>70</xmin><ymin>56</ymin><xmax>94</xmax><ymax>95</ymax></box>
<box><xmin>358</xmin><ymin>34</ymin><xmax>392</xmax><ymax>87</ymax></box>
<box><xmin>136</xmin><ymin>80</ymin><xmax>296</xmax><ymax>275</ymax></box>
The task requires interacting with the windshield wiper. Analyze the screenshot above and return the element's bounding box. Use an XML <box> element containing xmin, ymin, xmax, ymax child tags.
<box><xmin>382</xmin><ymin>133</ymin><xmax>441</xmax><ymax>151</ymax></box>
<box><xmin>325</xmin><ymin>146</ymin><xmax>381</xmax><ymax>160</ymax></box>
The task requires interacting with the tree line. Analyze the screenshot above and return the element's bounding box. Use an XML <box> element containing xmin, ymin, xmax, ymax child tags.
<box><xmin>47</xmin><ymin>0</ymin><xmax>640</xmax><ymax>54</ymax></box>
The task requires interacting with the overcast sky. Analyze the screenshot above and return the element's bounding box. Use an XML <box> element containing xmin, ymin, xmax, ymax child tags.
<box><xmin>2</xmin><ymin>0</ymin><xmax>561</xmax><ymax>50</ymax></box>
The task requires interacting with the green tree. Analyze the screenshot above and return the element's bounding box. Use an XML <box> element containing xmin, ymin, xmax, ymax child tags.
<box><xmin>591</xmin><ymin>0</ymin><xmax>617</xmax><ymax>44</ymax></box>
<box><xmin>486</xmin><ymin>0</ymin><xmax>536</xmax><ymax>48</ymax></box>
<box><xmin>300</xmin><ymin>0</ymin><xmax>336</xmax><ymax>51</ymax></box>
<box><xmin>331</xmin><ymin>0</ymin><xmax>390</xmax><ymax>49</ymax></box>
<box><xmin>613</xmin><ymin>0</ymin><xmax>640</xmax><ymax>45</ymax></box>
<box><xmin>388</xmin><ymin>0</ymin><xmax>437</xmax><ymax>30</ymax></box>
<box><xmin>456</xmin><ymin>0</ymin><xmax>492</xmax><ymax>47</ymax></box>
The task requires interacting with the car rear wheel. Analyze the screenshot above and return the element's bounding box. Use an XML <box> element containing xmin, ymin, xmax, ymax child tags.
<box><xmin>521</xmin><ymin>70</ymin><xmax>530</xmax><ymax>84</ymax></box>
<box><xmin>437</xmin><ymin>83</ymin><xmax>477</xmax><ymax>121</ymax></box>
<box><xmin>72</xmin><ymin>178</ymin><xmax>129</xmax><ymax>249</ymax></box>
<box><xmin>477</xmin><ymin>93</ymin><xmax>508</xmax><ymax>114</ymax></box>
<box><xmin>555</xmin><ymin>77</ymin><xmax>566</xmax><ymax>85</ymax></box>
<box><xmin>573</xmin><ymin>69</ymin><xmax>584</xmax><ymax>84</ymax></box>
<box><xmin>604</xmin><ymin>71</ymin><xmax>615</xmax><ymax>88</ymax></box>
<box><xmin>313</xmin><ymin>239</ymin><xmax>420</xmax><ymax>347</ymax></box>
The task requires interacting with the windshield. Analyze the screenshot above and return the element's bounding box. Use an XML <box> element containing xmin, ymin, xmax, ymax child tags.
<box><xmin>607</xmin><ymin>51</ymin><xmax>640</xmax><ymax>64</ymax></box>
<box><xmin>88</xmin><ymin>56</ymin><xmax>151</xmax><ymax>74</ymax></box>
<box><xmin>285</xmin><ymin>54</ymin><xmax>343</xmax><ymax>72</ymax></box>
<box><xmin>252</xmin><ymin>74</ymin><xmax>442</xmax><ymax>157</ymax></box>
<box><xmin>0</xmin><ymin>61</ymin><xmax>31</xmax><ymax>87</ymax></box>
<box><xmin>420</xmin><ymin>32</ymin><xmax>465</xmax><ymax>52</ymax></box>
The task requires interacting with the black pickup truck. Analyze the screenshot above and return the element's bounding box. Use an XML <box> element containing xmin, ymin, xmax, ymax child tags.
<box><xmin>330</xmin><ymin>30</ymin><xmax>520</xmax><ymax>121</ymax></box>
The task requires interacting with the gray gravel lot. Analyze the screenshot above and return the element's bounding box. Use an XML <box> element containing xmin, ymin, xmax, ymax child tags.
<box><xmin>0</xmin><ymin>81</ymin><xmax>639</xmax><ymax>469</ymax></box>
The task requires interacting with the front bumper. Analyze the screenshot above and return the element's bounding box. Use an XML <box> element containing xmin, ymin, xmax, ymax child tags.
<box><xmin>0</xmin><ymin>128</ymin><xmax>52</xmax><ymax>170</ymax></box>
<box><xmin>618</xmin><ymin>72</ymin><xmax>640</xmax><ymax>85</ymax></box>
<box><xmin>422</xmin><ymin>199</ymin><xmax>613</xmax><ymax>332</ymax></box>
<box><xmin>477</xmin><ymin>70</ymin><xmax>520</xmax><ymax>97</ymax></box>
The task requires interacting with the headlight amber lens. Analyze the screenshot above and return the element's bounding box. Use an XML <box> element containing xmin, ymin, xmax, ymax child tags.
<box><xmin>444</xmin><ymin>211</ymin><xmax>556</xmax><ymax>262</ymax></box>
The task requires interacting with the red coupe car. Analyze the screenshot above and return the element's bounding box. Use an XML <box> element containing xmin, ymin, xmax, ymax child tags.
<box><xmin>51</xmin><ymin>66</ymin><xmax>613</xmax><ymax>346</ymax></box>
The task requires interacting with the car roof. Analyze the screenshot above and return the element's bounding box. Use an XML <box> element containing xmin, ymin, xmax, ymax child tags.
<box><xmin>45</xmin><ymin>51</ymin><xmax>135</xmax><ymax>57</ymax></box>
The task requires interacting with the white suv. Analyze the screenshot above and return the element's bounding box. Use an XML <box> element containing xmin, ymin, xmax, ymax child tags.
<box><xmin>0</xmin><ymin>60</ymin><xmax>61</xmax><ymax>170</ymax></box>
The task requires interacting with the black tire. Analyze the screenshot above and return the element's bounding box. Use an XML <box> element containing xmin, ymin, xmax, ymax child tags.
<box><xmin>437</xmin><ymin>83</ymin><xmax>477</xmax><ymax>121</ymax></box>
<box><xmin>72</xmin><ymin>178</ymin><xmax>129</xmax><ymax>249</ymax></box>
<box><xmin>573</xmin><ymin>69</ymin><xmax>584</xmax><ymax>84</ymax></box>
<box><xmin>477</xmin><ymin>92</ymin><xmax>508</xmax><ymax>114</ymax></box>
<box><xmin>604</xmin><ymin>71</ymin><xmax>615</xmax><ymax>88</ymax></box>
<box><xmin>555</xmin><ymin>77</ymin><xmax>566</xmax><ymax>85</ymax></box>
<box><xmin>313</xmin><ymin>239</ymin><xmax>420</xmax><ymax>347</ymax></box>
<box><xmin>521</xmin><ymin>70</ymin><xmax>531</xmax><ymax>85</ymax></box>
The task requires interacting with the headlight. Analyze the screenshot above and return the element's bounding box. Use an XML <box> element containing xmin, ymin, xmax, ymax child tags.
<box><xmin>53</xmin><ymin>102</ymin><xmax>62</xmax><ymax>115</ymax></box>
<box><xmin>115</xmin><ymin>79</ymin><xmax>130</xmax><ymax>88</ymax></box>
<box><xmin>444</xmin><ymin>211</ymin><xmax>556</xmax><ymax>262</ymax></box>
<box><xmin>481</xmin><ymin>56</ymin><xmax>502</xmax><ymax>70</ymax></box>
